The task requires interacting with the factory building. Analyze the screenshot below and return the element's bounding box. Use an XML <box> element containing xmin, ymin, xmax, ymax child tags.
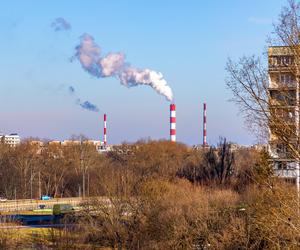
<box><xmin>0</xmin><ymin>133</ymin><xmax>21</xmax><ymax>147</ymax></box>
<box><xmin>268</xmin><ymin>46</ymin><xmax>299</xmax><ymax>184</ymax></box>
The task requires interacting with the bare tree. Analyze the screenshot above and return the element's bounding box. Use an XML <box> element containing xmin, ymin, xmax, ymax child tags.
<box><xmin>226</xmin><ymin>0</ymin><xmax>300</xmax><ymax>165</ymax></box>
<box><xmin>226</xmin><ymin>56</ymin><xmax>269</xmax><ymax>141</ymax></box>
<box><xmin>177</xmin><ymin>138</ymin><xmax>234</xmax><ymax>185</ymax></box>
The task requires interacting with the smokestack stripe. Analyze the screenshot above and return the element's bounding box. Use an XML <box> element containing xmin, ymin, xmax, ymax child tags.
<box><xmin>170</xmin><ymin>104</ymin><xmax>176</xmax><ymax>142</ymax></box>
<box><xmin>203</xmin><ymin>103</ymin><xmax>207</xmax><ymax>146</ymax></box>
<box><xmin>104</xmin><ymin>114</ymin><xmax>107</xmax><ymax>146</ymax></box>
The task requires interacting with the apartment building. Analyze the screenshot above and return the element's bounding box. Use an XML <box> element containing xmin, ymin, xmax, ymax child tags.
<box><xmin>268</xmin><ymin>46</ymin><xmax>299</xmax><ymax>183</ymax></box>
<box><xmin>0</xmin><ymin>133</ymin><xmax>21</xmax><ymax>147</ymax></box>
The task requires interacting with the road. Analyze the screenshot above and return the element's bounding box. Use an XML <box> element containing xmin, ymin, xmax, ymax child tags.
<box><xmin>0</xmin><ymin>224</ymin><xmax>68</xmax><ymax>229</ymax></box>
<box><xmin>0</xmin><ymin>197</ymin><xmax>84</xmax><ymax>213</ymax></box>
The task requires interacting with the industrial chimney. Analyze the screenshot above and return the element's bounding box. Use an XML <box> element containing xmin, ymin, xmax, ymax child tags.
<box><xmin>203</xmin><ymin>103</ymin><xmax>207</xmax><ymax>146</ymax></box>
<box><xmin>170</xmin><ymin>104</ymin><xmax>176</xmax><ymax>142</ymax></box>
<box><xmin>103</xmin><ymin>114</ymin><xmax>107</xmax><ymax>146</ymax></box>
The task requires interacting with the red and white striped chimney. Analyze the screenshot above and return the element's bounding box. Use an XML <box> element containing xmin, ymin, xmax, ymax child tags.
<box><xmin>103</xmin><ymin>113</ymin><xmax>107</xmax><ymax>146</ymax></box>
<box><xmin>170</xmin><ymin>104</ymin><xmax>176</xmax><ymax>142</ymax></box>
<box><xmin>203</xmin><ymin>103</ymin><xmax>207</xmax><ymax>146</ymax></box>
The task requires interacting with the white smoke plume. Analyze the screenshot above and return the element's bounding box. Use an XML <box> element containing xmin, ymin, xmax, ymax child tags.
<box><xmin>100</xmin><ymin>52</ymin><xmax>125</xmax><ymax>77</ymax></box>
<box><xmin>74</xmin><ymin>33</ymin><xmax>173</xmax><ymax>101</ymax></box>
<box><xmin>68</xmin><ymin>86</ymin><xmax>99</xmax><ymax>112</ymax></box>
<box><xmin>51</xmin><ymin>17</ymin><xmax>71</xmax><ymax>32</ymax></box>
<box><xmin>120</xmin><ymin>67</ymin><xmax>173</xmax><ymax>101</ymax></box>
<box><xmin>75</xmin><ymin>34</ymin><xmax>101</xmax><ymax>77</ymax></box>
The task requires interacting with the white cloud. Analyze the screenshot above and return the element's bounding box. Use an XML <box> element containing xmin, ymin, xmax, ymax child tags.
<box><xmin>248</xmin><ymin>17</ymin><xmax>272</xmax><ymax>25</ymax></box>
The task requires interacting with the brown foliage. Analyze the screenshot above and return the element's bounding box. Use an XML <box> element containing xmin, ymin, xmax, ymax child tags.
<box><xmin>0</xmin><ymin>138</ymin><xmax>299</xmax><ymax>249</ymax></box>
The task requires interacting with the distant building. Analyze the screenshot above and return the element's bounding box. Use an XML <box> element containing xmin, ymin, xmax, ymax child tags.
<box><xmin>0</xmin><ymin>133</ymin><xmax>21</xmax><ymax>147</ymax></box>
<box><xmin>192</xmin><ymin>143</ymin><xmax>266</xmax><ymax>152</ymax></box>
<box><xmin>268</xmin><ymin>46</ymin><xmax>299</xmax><ymax>182</ymax></box>
<box><xmin>268</xmin><ymin>46</ymin><xmax>298</xmax><ymax>183</ymax></box>
<box><xmin>29</xmin><ymin>140</ymin><xmax>44</xmax><ymax>147</ymax></box>
<box><xmin>46</xmin><ymin>139</ymin><xmax>111</xmax><ymax>153</ymax></box>
<box><xmin>48</xmin><ymin>140</ymin><xmax>61</xmax><ymax>146</ymax></box>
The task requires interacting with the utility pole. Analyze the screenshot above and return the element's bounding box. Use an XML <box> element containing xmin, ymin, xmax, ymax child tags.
<box><xmin>30</xmin><ymin>165</ymin><xmax>33</xmax><ymax>200</ymax></box>
<box><xmin>38</xmin><ymin>171</ymin><xmax>41</xmax><ymax>199</ymax></box>
<box><xmin>87</xmin><ymin>172</ymin><xmax>90</xmax><ymax>197</ymax></box>
<box><xmin>82</xmin><ymin>166</ymin><xmax>85</xmax><ymax>198</ymax></box>
<box><xmin>80</xmin><ymin>138</ymin><xmax>85</xmax><ymax>198</ymax></box>
<box><xmin>81</xmin><ymin>156</ymin><xmax>85</xmax><ymax>198</ymax></box>
<box><xmin>15</xmin><ymin>187</ymin><xmax>17</xmax><ymax>211</ymax></box>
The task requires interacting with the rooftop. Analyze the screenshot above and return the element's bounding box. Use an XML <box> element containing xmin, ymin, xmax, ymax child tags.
<box><xmin>268</xmin><ymin>46</ymin><xmax>294</xmax><ymax>56</ymax></box>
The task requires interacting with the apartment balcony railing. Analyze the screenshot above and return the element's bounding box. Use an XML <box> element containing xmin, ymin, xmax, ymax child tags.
<box><xmin>274</xmin><ymin>168</ymin><xmax>297</xmax><ymax>178</ymax></box>
<box><xmin>268</xmin><ymin>64</ymin><xmax>297</xmax><ymax>72</ymax></box>
<box><xmin>268</xmin><ymin>83</ymin><xmax>296</xmax><ymax>90</ymax></box>
<box><xmin>269</xmin><ymin>150</ymin><xmax>296</xmax><ymax>159</ymax></box>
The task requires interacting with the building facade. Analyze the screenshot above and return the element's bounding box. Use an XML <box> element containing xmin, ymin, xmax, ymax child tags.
<box><xmin>268</xmin><ymin>46</ymin><xmax>299</xmax><ymax>184</ymax></box>
<box><xmin>45</xmin><ymin>139</ymin><xmax>110</xmax><ymax>153</ymax></box>
<box><xmin>0</xmin><ymin>133</ymin><xmax>21</xmax><ymax>147</ymax></box>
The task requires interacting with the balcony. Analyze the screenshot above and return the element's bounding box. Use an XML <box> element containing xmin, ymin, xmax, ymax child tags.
<box><xmin>268</xmin><ymin>64</ymin><xmax>296</xmax><ymax>73</ymax></box>
<box><xmin>268</xmin><ymin>48</ymin><xmax>296</xmax><ymax>73</ymax></box>
<box><xmin>268</xmin><ymin>82</ymin><xmax>296</xmax><ymax>90</ymax></box>
<box><xmin>272</xmin><ymin>160</ymin><xmax>298</xmax><ymax>178</ymax></box>
<box><xmin>274</xmin><ymin>168</ymin><xmax>297</xmax><ymax>178</ymax></box>
<box><xmin>269</xmin><ymin>89</ymin><xmax>296</xmax><ymax>106</ymax></box>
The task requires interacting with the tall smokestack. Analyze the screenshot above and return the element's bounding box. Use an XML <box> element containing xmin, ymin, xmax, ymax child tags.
<box><xmin>170</xmin><ymin>104</ymin><xmax>176</xmax><ymax>142</ymax></box>
<box><xmin>104</xmin><ymin>114</ymin><xmax>107</xmax><ymax>146</ymax></box>
<box><xmin>203</xmin><ymin>103</ymin><xmax>207</xmax><ymax>146</ymax></box>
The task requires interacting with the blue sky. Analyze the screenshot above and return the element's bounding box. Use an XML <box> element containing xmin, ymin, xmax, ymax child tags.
<box><xmin>0</xmin><ymin>0</ymin><xmax>286</xmax><ymax>145</ymax></box>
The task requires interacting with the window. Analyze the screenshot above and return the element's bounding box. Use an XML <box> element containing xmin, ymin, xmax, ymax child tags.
<box><xmin>277</xmin><ymin>56</ymin><xmax>294</xmax><ymax>66</ymax></box>
<box><xmin>276</xmin><ymin>144</ymin><xmax>286</xmax><ymax>154</ymax></box>
<box><xmin>279</xmin><ymin>74</ymin><xmax>294</xmax><ymax>85</ymax></box>
<box><xmin>277</xmin><ymin>162</ymin><xmax>287</xmax><ymax>170</ymax></box>
<box><xmin>270</xmin><ymin>90</ymin><xmax>296</xmax><ymax>105</ymax></box>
